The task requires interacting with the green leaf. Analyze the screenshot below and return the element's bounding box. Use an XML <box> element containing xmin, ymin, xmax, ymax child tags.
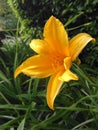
<box><xmin>17</xmin><ymin>118</ymin><xmax>25</xmax><ymax>130</ymax></box>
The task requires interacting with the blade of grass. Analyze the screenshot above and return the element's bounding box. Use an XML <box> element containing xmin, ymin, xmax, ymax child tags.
<box><xmin>17</xmin><ymin>118</ymin><xmax>25</xmax><ymax>130</ymax></box>
<box><xmin>71</xmin><ymin>118</ymin><xmax>95</xmax><ymax>130</ymax></box>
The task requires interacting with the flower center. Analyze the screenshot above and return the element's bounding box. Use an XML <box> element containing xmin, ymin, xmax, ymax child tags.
<box><xmin>51</xmin><ymin>54</ymin><xmax>64</xmax><ymax>71</ymax></box>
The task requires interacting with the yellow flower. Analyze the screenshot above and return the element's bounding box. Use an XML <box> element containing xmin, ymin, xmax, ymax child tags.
<box><xmin>14</xmin><ymin>16</ymin><xmax>95</xmax><ymax>110</ymax></box>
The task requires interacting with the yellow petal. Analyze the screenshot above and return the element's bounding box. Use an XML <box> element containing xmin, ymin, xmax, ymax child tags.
<box><xmin>14</xmin><ymin>55</ymin><xmax>54</xmax><ymax>78</ymax></box>
<box><xmin>59</xmin><ymin>70</ymin><xmax>78</xmax><ymax>82</ymax></box>
<box><xmin>64</xmin><ymin>57</ymin><xmax>71</xmax><ymax>70</ymax></box>
<box><xmin>46</xmin><ymin>70</ymin><xmax>64</xmax><ymax>110</ymax></box>
<box><xmin>30</xmin><ymin>39</ymin><xmax>50</xmax><ymax>54</ymax></box>
<box><xmin>44</xmin><ymin>16</ymin><xmax>69</xmax><ymax>56</ymax></box>
<box><xmin>69</xmin><ymin>33</ymin><xmax>95</xmax><ymax>61</ymax></box>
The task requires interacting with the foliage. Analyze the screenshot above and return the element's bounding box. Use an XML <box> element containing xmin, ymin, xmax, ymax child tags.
<box><xmin>0</xmin><ymin>0</ymin><xmax>17</xmax><ymax>31</ymax></box>
<box><xmin>0</xmin><ymin>0</ymin><xmax>98</xmax><ymax>129</ymax></box>
<box><xmin>7</xmin><ymin>0</ymin><xmax>98</xmax><ymax>37</ymax></box>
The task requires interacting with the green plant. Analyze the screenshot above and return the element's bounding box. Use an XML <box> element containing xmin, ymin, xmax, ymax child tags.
<box><xmin>7</xmin><ymin>0</ymin><xmax>98</xmax><ymax>37</ymax></box>
<box><xmin>0</xmin><ymin>0</ymin><xmax>17</xmax><ymax>31</ymax></box>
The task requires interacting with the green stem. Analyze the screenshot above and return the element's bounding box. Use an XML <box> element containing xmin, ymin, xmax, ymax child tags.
<box><xmin>30</xmin><ymin>110</ymin><xmax>67</xmax><ymax>130</ymax></box>
<box><xmin>72</xmin><ymin>63</ymin><xmax>98</xmax><ymax>87</ymax></box>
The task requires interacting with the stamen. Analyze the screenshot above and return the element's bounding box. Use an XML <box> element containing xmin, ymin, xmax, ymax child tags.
<box><xmin>51</xmin><ymin>54</ymin><xmax>64</xmax><ymax>71</ymax></box>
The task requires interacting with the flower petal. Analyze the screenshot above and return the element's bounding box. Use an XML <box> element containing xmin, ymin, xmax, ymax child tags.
<box><xmin>69</xmin><ymin>33</ymin><xmax>95</xmax><ymax>61</ymax></box>
<box><xmin>59</xmin><ymin>70</ymin><xmax>78</xmax><ymax>82</ymax></box>
<box><xmin>46</xmin><ymin>70</ymin><xmax>64</xmax><ymax>110</ymax></box>
<box><xmin>44</xmin><ymin>16</ymin><xmax>69</xmax><ymax>56</ymax></box>
<box><xmin>14</xmin><ymin>55</ymin><xmax>54</xmax><ymax>78</ymax></box>
<box><xmin>64</xmin><ymin>57</ymin><xmax>71</xmax><ymax>70</ymax></box>
<box><xmin>30</xmin><ymin>39</ymin><xmax>50</xmax><ymax>54</ymax></box>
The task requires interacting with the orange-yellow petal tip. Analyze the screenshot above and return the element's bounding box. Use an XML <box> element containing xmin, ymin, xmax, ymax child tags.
<box><xmin>92</xmin><ymin>38</ymin><xmax>96</xmax><ymax>43</ymax></box>
<box><xmin>47</xmin><ymin>101</ymin><xmax>54</xmax><ymax>110</ymax></box>
<box><xmin>14</xmin><ymin>70</ymin><xmax>17</xmax><ymax>78</ymax></box>
<box><xmin>69</xmin><ymin>33</ymin><xmax>96</xmax><ymax>61</ymax></box>
<box><xmin>49</xmin><ymin>15</ymin><xmax>55</xmax><ymax>20</ymax></box>
<box><xmin>59</xmin><ymin>70</ymin><xmax>79</xmax><ymax>82</ymax></box>
<box><xmin>14</xmin><ymin>66</ymin><xmax>22</xmax><ymax>78</ymax></box>
<box><xmin>47</xmin><ymin>93</ymin><xmax>55</xmax><ymax>110</ymax></box>
<box><xmin>14</xmin><ymin>72</ymin><xmax>17</xmax><ymax>78</ymax></box>
<box><xmin>46</xmin><ymin>72</ymin><xmax>64</xmax><ymax>110</ymax></box>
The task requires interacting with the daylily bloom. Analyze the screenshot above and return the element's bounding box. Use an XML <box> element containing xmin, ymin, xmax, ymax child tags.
<box><xmin>14</xmin><ymin>16</ymin><xmax>95</xmax><ymax>110</ymax></box>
